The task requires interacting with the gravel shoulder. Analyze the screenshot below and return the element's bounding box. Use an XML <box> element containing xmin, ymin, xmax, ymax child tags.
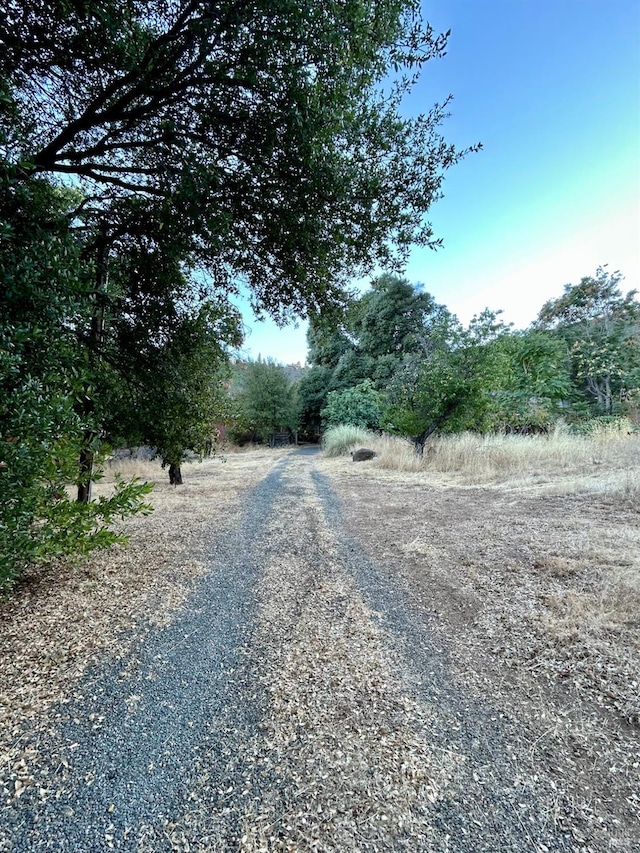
<box><xmin>1</xmin><ymin>448</ymin><xmax>638</xmax><ymax>851</ymax></box>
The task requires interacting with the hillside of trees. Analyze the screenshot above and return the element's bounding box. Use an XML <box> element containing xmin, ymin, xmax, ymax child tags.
<box><xmin>217</xmin><ymin>266</ymin><xmax>639</xmax><ymax>455</ymax></box>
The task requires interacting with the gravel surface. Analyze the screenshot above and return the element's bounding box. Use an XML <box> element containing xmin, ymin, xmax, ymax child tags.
<box><xmin>0</xmin><ymin>449</ymin><xmax>624</xmax><ymax>851</ymax></box>
<box><xmin>1</xmin><ymin>459</ymin><xmax>288</xmax><ymax>851</ymax></box>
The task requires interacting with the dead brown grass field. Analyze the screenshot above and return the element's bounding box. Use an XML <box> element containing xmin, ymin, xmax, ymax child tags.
<box><xmin>2</xmin><ymin>431</ymin><xmax>638</xmax><ymax>844</ymax></box>
<box><xmin>318</xmin><ymin>428</ymin><xmax>640</xmax><ymax>715</ymax></box>
<box><xmin>316</xmin><ymin>428</ymin><xmax>640</xmax><ymax>840</ymax></box>
<box><xmin>0</xmin><ymin>446</ymin><xmax>291</xmax><ymax>796</ymax></box>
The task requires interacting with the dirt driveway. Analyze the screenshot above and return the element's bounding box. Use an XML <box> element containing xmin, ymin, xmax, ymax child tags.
<box><xmin>1</xmin><ymin>448</ymin><xmax>638</xmax><ymax>851</ymax></box>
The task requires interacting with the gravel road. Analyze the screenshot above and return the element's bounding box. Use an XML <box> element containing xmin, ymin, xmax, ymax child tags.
<box><xmin>1</xmin><ymin>450</ymin><xmax>598</xmax><ymax>851</ymax></box>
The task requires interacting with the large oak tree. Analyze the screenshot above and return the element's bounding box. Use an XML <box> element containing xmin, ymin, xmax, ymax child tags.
<box><xmin>1</xmin><ymin>0</ymin><xmax>474</xmax><ymax>317</ymax></box>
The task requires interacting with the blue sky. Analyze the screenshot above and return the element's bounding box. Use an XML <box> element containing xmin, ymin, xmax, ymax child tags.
<box><xmin>236</xmin><ymin>0</ymin><xmax>640</xmax><ymax>365</ymax></box>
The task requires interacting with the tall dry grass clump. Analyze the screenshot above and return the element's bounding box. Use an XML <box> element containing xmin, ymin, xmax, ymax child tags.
<box><xmin>323</xmin><ymin>423</ymin><xmax>640</xmax><ymax>497</ymax></box>
<box><xmin>322</xmin><ymin>425</ymin><xmax>373</xmax><ymax>458</ymax></box>
<box><xmin>102</xmin><ymin>456</ymin><xmax>164</xmax><ymax>484</ymax></box>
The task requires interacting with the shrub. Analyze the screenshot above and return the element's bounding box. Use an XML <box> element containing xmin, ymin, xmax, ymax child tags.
<box><xmin>0</xmin><ymin>337</ymin><xmax>153</xmax><ymax>590</ymax></box>
<box><xmin>321</xmin><ymin>380</ymin><xmax>382</xmax><ymax>430</ymax></box>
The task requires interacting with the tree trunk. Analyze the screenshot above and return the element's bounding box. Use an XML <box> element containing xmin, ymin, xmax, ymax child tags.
<box><xmin>77</xmin><ymin>228</ymin><xmax>108</xmax><ymax>503</ymax></box>
<box><xmin>604</xmin><ymin>375</ymin><xmax>613</xmax><ymax>415</ymax></box>
<box><xmin>412</xmin><ymin>403</ymin><xmax>458</xmax><ymax>456</ymax></box>
<box><xmin>77</xmin><ymin>438</ymin><xmax>94</xmax><ymax>503</ymax></box>
<box><xmin>168</xmin><ymin>463</ymin><xmax>183</xmax><ymax>485</ymax></box>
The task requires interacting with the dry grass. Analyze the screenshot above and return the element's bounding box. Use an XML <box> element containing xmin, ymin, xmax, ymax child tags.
<box><xmin>321</xmin><ymin>426</ymin><xmax>640</xmax><ymax>729</ymax></box>
<box><xmin>327</xmin><ymin>425</ymin><xmax>640</xmax><ymax>498</ymax></box>
<box><xmin>319</xmin><ymin>437</ymin><xmax>640</xmax><ymax>847</ymax></box>
<box><xmin>321</xmin><ymin>425</ymin><xmax>371</xmax><ymax>458</ymax></box>
<box><xmin>99</xmin><ymin>443</ymin><xmax>281</xmax><ymax>486</ymax></box>
<box><xmin>324</xmin><ymin>434</ymin><xmax>640</xmax><ymax>715</ymax></box>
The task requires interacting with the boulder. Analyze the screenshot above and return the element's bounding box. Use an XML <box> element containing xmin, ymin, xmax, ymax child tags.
<box><xmin>351</xmin><ymin>448</ymin><xmax>377</xmax><ymax>462</ymax></box>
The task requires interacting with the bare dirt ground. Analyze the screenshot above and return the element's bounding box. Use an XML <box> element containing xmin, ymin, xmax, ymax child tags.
<box><xmin>315</xmin><ymin>453</ymin><xmax>640</xmax><ymax>851</ymax></box>
<box><xmin>1</xmin><ymin>446</ymin><xmax>638</xmax><ymax>851</ymax></box>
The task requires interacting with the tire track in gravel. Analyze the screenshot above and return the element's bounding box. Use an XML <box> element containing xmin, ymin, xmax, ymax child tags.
<box><xmin>308</xmin><ymin>463</ymin><xmax>582</xmax><ymax>852</ymax></box>
<box><xmin>0</xmin><ymin>457</ymin><xmax>294</xmax><ymax>852</ymax></box>
<box><xmin>2</xmin><ymin>450</ymin><xmax>587</xmax><ymax>851</ymax></box>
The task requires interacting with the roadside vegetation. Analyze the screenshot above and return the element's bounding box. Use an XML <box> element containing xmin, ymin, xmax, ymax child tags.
<box><xmin>224</xmin><ymin>360</ymin><xmax>301</xmax><ymax>447</ymax></box>
<box><xmin>320</xmin><ymin>422</ymin><xmax>640</xmax><ymax>725</ymax></box>
<box><xmin>300</xmin><ymin>267</ymin><xmax>639</xmax><ymax>452</ymax></box>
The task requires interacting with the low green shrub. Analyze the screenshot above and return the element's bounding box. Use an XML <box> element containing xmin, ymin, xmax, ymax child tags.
<box><xmin>0</xmin><ymin>370</ymin><xmax>153</xmax><ymax>590</ymax></box>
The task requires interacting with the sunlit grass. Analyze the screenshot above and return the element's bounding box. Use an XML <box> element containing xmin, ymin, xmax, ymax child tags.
<box><xmin>321</xmin><ymin>424</ymin><xmax>372</xmax><ymax>458</ymax></box>
<box><xmin>322</xmin><ymin>423</ymin><xmax>640</xmax><ymax>498</ymax></box>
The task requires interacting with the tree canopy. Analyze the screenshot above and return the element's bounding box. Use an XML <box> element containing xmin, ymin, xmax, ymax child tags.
<box><xmin>302</xmin><ymin>268</ymin><xmax>639</xmax><ymax>448</ymax></box>
<box><xmin>0</xmin><ymin>179</ymin><xmax>152</xmax><ymax>587</ymax></box>
<box><xmin>2</xmin><ymin>0</ymin><xmax>475</xmax><ymax>319</ymax></box>
<box><xmin>233</xmin><ymin>360</ymin><xmax>298</xmax><ymax>442</ymax></box>
<box><xmin>322</xmin><ymin>380</ymin><xmax>382</xmax><ymax>431</ymax></box>
<box><xmin>537</xmin><ymin>267</ymin><xmax>640</xmax><ymax>415</ymax></box>
<box><xmin>298</xmin><ymin>274</ymin><xmax>452</xmax><ymax>439</ymax></box>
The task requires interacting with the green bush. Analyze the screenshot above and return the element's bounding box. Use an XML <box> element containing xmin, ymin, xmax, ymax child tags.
<box><xmin>321</xmin><ymin>380</ymin><xmax>382</xmax><ymax>430</ymax></box>
<box><xmin>0</xmin><ymin>427</ymin><xmax>154</xmax><ymax>591</ymax></box>
<box><xmin>0</xmin><ymin>344</ymin><xmax>153</xmax><ymax>589</ymax></box>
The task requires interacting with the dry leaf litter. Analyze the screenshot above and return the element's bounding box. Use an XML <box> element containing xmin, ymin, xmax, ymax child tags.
<box><xmin>315</xmin><ymin>454</ymin><xmax>640</xmax><ymax>852</ymax></box>
<box><xmin>0</xmin><ymin>446</ymin><xmax>637</xmax><ymax>851</ymax></box>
